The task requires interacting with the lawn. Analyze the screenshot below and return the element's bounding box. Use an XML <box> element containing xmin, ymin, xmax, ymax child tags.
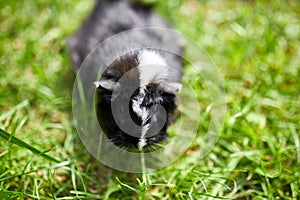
<box><xmin>0</xmin><ymin>0</ymin><xmax>299</xmax><ymax>199</ymax></box>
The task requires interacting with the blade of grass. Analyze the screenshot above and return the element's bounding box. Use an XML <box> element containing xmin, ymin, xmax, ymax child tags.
<box><xmin>115</xmin><ymin>177</ymin><xmax>139</xmax><ymax>193</ymax></box>
<box><xmin>0</xmin><ymin>128</ymin><xmax>60</xmax><ymax>163</ymax></box>
<box><xmin>0</xmin><ymin>100</ymin><xmax>29</xmax><ymax>122</ymax></box>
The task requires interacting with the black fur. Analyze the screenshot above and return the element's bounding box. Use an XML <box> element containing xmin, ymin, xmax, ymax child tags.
<box><xmin>68</xmin><ymin>0</ymin><xmax>183</xmax><ymax>150</ymax></box>
<box><xmin>95</xmin><ymin>53</ymin><xmax>178</xmax><ymax>150</ymax></box>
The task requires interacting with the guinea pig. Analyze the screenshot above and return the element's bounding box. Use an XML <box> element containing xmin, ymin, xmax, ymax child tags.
<box><xmin>68</xmin><ymin>0</ymin><xmax>183</xmax><ymax>150</ymax></box>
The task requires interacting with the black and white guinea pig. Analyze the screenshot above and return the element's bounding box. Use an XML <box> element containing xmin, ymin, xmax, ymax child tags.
<box><xmin>68</xmin><ymin>0</ymin><xmax>183</xmax><ymax>150</ymax></box>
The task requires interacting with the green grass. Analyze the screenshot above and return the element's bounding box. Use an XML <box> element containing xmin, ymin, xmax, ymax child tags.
<box><xmin>1</xmin><ymin>0</ymin><xmax>300</xmax><ymax>199</ymax></box>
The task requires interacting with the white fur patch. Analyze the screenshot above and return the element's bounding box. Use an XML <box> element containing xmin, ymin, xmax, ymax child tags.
<box><xmin>134</xmin><ymin>50</ymin><xmax>169</xmax><ymax>149</ymax></box>
<box><xmin>137</xmin><ymin>50</ymin><xmax>169</xmax><ymax>86</ymax></box>
<box><xmin>132</xmin><ymin>89</ymin><xmax>148</xmax><ymax>121</ymax></box>
<box><xmin>132</xmin><ymin>87</ymin><xmax>151</xmax><ymax>150</ymax></box>
<box><xmin>138</xmin><ymin>123</ymin><xmax>150</xmax><ymax>150</ymax></box>
<box><xmin>137</xmin><ymin>138</ymin><xmax>147</xmax><ymax>150</ymax></box>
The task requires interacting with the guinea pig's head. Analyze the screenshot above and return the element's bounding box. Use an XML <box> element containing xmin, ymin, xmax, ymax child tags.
<box><xmin>95</xmin><ymin>50</ymin><xmax>182</xmax><ymax>150</ymax></box>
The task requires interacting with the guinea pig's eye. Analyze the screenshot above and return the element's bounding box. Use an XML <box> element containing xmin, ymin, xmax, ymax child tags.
<box><xmin>156</xmin><ymin>88</ymin><xmax>163</xmax><ymax>96</ymax></box>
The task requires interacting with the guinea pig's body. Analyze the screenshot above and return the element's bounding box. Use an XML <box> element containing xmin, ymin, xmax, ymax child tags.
<box><xmin>68</xmin><ymin>0</ymin><xmax>183</xmax><ymax>150</ymax></box>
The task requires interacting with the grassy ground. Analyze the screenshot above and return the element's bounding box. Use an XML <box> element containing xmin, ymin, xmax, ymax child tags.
<box><xmin>1</xmin><ymin>0</ymin><xmax>299</xmax><ymax>199</ymax></box>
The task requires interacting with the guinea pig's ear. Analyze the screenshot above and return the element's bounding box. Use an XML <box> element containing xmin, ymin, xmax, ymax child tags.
<box><xmin>94</xmin><ymin>80</ymin><xmax>119</xmax><ymax>91</ymax></box>
<box><xmin>163</xmin><ymin>82</ymin><xmax>182</xmax><ymax>93</ymax></box>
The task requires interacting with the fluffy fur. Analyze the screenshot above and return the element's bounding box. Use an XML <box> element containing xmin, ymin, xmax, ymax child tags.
<box><xmin>68</xmin><ymin>0</ymin><xmax>183</xmax><ymax>150</ymax></box>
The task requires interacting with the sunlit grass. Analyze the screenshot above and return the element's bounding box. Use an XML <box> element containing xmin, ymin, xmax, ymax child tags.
<box><xmin>0</xmin><ymin>0</ymin><xmax>299</xmax><ymax>199</ymax></box>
